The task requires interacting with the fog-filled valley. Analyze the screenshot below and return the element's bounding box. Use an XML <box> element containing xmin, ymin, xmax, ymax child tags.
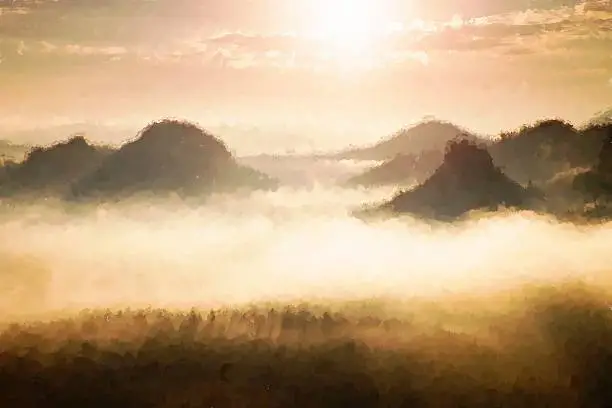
<box><xmin>1</xmin><ymin>116</ymin><xmax>611</xmax><ymax>320</ymax></box>
<box><xmin>2</xmin><ymin>183</ymin><xmax>611</xmax><ymax>321</ymax></box>
<box><xmin>5</xmin><ymin>0</ymin><xmax>612</xmax><ymax>402</ymax></box>
<box><xmin>1</xmin><ymin>115</ymin><xmax>612</xmax><ymax>406</ymax></box>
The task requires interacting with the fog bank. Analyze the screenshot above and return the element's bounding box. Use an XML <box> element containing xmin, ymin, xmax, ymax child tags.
<box><xmin>0</xmin><ymin>185</ymin><xmax>610</xmax><ymax>322</ymax></box>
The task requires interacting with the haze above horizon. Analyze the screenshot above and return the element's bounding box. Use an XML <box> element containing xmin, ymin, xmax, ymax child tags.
<box><xmin>1</xmin><ymin>0</ymin><xmax>612</xmax><ymax>151</ymax></box>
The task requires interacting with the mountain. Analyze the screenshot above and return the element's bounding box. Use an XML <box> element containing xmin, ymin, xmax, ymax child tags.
<box><xmin>0</xmin><ymin>136</ymin><xmax>112</xmax><ymax>196</ymax></box>
<box><xmin>572</xmin><ymin>126</ymin><xmax>612</xmax><ymax>208</ymax></box>
<box><xmin>332</xmin><ymin>120</ymin><xmax>484</xmax><ymax>161</ymax></box>
<box><xmin>71</xmin><ymin>119</ymin><xmax>278</xmax><ymax>199</ymax></box>
<box><xmin>587</xmin><ymin>108</ymin><xmax>612</xmax><ymax>127</ymax></box>
<box><xmin>345</xmin><ymin>118</ymin><xmax>610</xmax><ymax>192</ymax></box>
<box><xmin>490</xmin><ymin>119</ymin><xmax>609</xmax><ymax>185</ymax></box>
<box><xmin>373</xmin><ymin>138</ymin><xmax>540</xmax><ymax>220</ymax></box>
<box><xmin>345</xmin><ymin>149</ymin><xmax>443</xmax><ymax>188</ymax></box>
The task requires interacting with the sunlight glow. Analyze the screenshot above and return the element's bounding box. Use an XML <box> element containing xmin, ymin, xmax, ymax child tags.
<box><xmin>309</xmin><ymin>0</ymin><xmax>390</xmax><ymax>58</ymax></box>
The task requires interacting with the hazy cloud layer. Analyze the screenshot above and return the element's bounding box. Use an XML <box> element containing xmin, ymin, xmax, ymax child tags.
<box><xmin>1</xmin><ymin>187</ymin><xmax>611</xmax><ymax>319</ymax></box>
<box><xmin>1</xmin><ymin>0</ymin><xmax>612</xmax><ymax>139</ymax></box>
<box><xmin>1</xmin><ymin>1</ymin><xmax>611</xmax><ymax>63</ymax></box>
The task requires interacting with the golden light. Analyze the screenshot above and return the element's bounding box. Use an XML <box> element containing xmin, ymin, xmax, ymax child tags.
<box><xmin>309</xmin><ymin>0</ymin><xmax>389</xmax><ymax>58</ymax></box>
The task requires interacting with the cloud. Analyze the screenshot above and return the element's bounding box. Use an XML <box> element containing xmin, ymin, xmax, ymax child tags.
<box><xmin>59</xmin><ymin>44</ymin><xmax>128</xmax><ymax>57</ymax></box>
<box><xmin>0</xmin><ymin>38</ymin><xmax>131</xmax><ymax>67</ymax></box>
<box><xmin>0</xmin><ymin>0</ymin><xmax>609</xmax><ymax>62</ymax></box>
<box><xmin>208</xmin><ymin>32</ymin><xmax>298</xmax><ymax>50</ymax></box>
<box><xmin>1</xmin><ymin>189</ymin><xmax>612</xmax><ymax>315</ymax></box>
<box><xmin>0</xmin><ymin>0</ymin><xmax>610</xmax><ymax>96</ymax></box>
<box><xmin>182</xmin><ymin>2</ymin><xmax>612</xmax><ymax>66</ymax></box>
<box><xmin>396</xmin><ymin>3</ymin><xmax>612</xmax><ymax>56</ymax></box>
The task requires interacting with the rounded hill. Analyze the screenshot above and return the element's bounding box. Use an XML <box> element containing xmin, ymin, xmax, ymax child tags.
<box><xmin>0</xmin><ymin>135</ymin><xmax>111</xmax><ymax>197</ymax></box>
<box><xmin>334</xmin><ymin>120</ymin><xmax>482</xmax><ymax>161</ymax></box>
<box><xmin>375</xmin><ymin>138</ymin><xmax>541</xmax><ymax>220</ymax></box>
<box><xmin>71</xmin><ymin>119</ymin><xmax>278</xmax><ymax>199</ymax></box>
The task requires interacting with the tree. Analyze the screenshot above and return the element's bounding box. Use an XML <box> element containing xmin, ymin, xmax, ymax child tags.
<box><xmin>596</xmin><ymin>129</ymin><xmax>612</xmax><ymax>176</ymax></box>
<box><xmin>573</xmin><ymin>128</ymin><xmax>612</xmax><ymax>208</ymax></box>
<box><xmin>383</xmin><ymin>137</ymin><xmax>535</xmax><ymax>220</ymax></box>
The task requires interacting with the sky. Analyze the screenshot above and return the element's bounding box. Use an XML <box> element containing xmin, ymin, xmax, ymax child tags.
<box><xmin>1</xmin><ymin>0</ymin><xmax>612</xmax><ymax>150</ymax></box>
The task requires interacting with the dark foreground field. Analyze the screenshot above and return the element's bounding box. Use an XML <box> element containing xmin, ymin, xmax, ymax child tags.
<box><xmin>1</xmin><ymin>282</ymin><xmax>612</xmax><ymax>408</ymax></box>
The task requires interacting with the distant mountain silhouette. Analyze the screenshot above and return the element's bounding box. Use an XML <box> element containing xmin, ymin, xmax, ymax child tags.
<box><xmin>346</xmin><ymin>118</ymin><xmax>612</xmax><ymax>192</ymax></box>
<box><xmin>345</xmin><ymin>149</ymin><xmax>443</xmax><ymax>188</ymax></box>
<box><xmin>373</xmin><ymin>138</ymin><xmax>540</xmax><ymax>220</ymax></box>
<box><xmin>333</xmin><ymin>120</ymin><xmax>482</xmax><ymax>161</ymax></box>
<box><xmin>587</xmin><ymin>108</ymin><xmax>612</xmax><ymax>127</ymax></box>
<box><xmin>573</xmin><ymin>126</ymin><xmax>612</xmax><ymax>210</ymax></box>
<box><xmin>71</xmin><ymin>119</ymin><xmax>278</xmax><ymax>199</ymax></box>
<box><xmin>598</xmin><ymin>128</ymin><xmax>612</xmax><ymax>174</ymax></box>
<box><xmin>579</xmin><ymin>123</ymin><xmax>612</xmax><ymax>165</ymax></box>
<box><xmin>489</xmin><ymin>119</ymin><xmax>608</xmax><ymax>185</ymax></box>
<box><xmin>0</xmin><ymin>135</ymin><xmax>112</xmax><ymax>196</ymax></box>
<box><xmin>4</xmin><ymin>114</ymin><xmax>612</xmax><ymax>217</ymax></box>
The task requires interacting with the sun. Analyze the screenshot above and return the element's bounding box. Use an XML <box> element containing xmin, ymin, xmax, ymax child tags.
<box><xmin>309</xmin><ymin>0</ymin><xmax>387</xmax><ymax>57</ymax></box>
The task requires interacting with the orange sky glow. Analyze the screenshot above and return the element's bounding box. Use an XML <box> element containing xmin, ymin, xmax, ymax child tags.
<box><xmin>0</xmin><ymin>0</ymin><xmax>611</xmax><ymax>152</ymax></box>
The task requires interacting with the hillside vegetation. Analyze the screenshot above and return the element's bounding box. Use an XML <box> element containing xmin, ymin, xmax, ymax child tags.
<box><xmin>1</xmin><ymin>283</ymin><xmax>611</xmax><ymax>408</ymax></box>
<box><xmin>0</xmin><ymin>120</ymin><xmax>279</xmax><ymax>200</ymax></box>
<box><xmin>376</xmin><ymin>138</ymin><xmax>542</xmax><ymax>220</ymax></box>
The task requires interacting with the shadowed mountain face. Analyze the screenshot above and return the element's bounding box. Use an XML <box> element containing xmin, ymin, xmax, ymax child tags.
<box><xmin>379</xmin><ymin>139</ymin><xmax>538</xmax><ymax>220</ymax></box>
<box><xmin>347</xmin><ymin>119</ymin><xmax>611</xmax><ymax>194</ymax></box>
<box><xmin>573</xmin><ymin>128</ymin><xmax>612</xmax><ymax>208</ymax></box>
<box><xmin>334</xmin><ymin>120</ymin><xmax>481</xmax><ymax>161</ymax></box>
<box><xmin>490</xmin><ymin>120</ymin><xmax>609</xmax><ymax>185</ymax></box>
<box><xmin>0</xmin><ymin>136</ymin><xmax>112</xmax><ymax>196</ymax></box>
<box><xmin>71</xmin><ymin>120</ymin><xmax>278</xmax><ymax>199</ymax></box>
<box><xmin>345</xmin><ymin>150</ymin><xmax>444</xmax><ymax>188</ymax></box>
<box><xmin>597</xmin><ymin>130</ymin><xmax>612</xmax><ymax>176</ymax></box>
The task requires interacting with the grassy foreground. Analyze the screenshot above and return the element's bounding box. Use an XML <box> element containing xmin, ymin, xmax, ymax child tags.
<box><xmin>1</xmin><ymin>282</ymin><xmax>612</xmax><ymax>408</ymax></box>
